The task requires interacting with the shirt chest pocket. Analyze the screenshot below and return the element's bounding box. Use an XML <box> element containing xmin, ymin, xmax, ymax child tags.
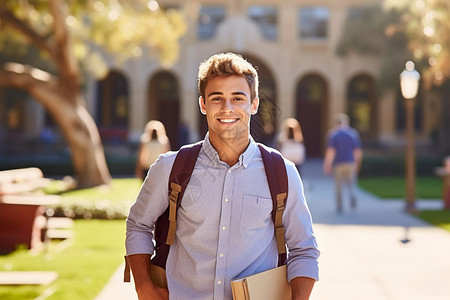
<box><xmin>241</xmin><ymin>195</ymin><xmax>273</xmax><ymax>230</ymax></box>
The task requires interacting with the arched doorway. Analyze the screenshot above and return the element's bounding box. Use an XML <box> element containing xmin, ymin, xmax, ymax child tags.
<box><xmin>148</xmin><ymin>71</ymin><xmax>180</xmax><ymax>150</ymax></box>
<box><xmin>296</xmin><ymin>74</ymin><xmax>328</xmax><ymax>157</ymax></box>
<box><xmin>0</xmin><ymin>88</ymin><xmax>27</xmax><ymax>155</ymax></box>
<box><xmin>347</xmin><ymin>74</ymin><xmax>377</xmax><ymax>141</ymax></box>
<box><xmin>197</xmin><ymin>53</ymin><xmax>278</xmax><ymax>147</ymax></box>
<box><xmin>96</xmin><ymin>70</ymin><xmax>129</xmax><ymax>144</ymax></box>
<box><xmin>246</xmin><ymin>55</ymin><xmax>278</xmax><ymax>147</ymax></box>
<box><xmin>0</xmin><ymin>88</ymin><xmax>26</xmax><ymax>134</ymax></box>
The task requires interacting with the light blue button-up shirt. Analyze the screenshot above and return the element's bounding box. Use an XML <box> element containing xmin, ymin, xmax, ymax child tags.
<box><xmin>126</xmin><ymin>134</ymin><xmax>319</xmax><ymax>300</ymax></box>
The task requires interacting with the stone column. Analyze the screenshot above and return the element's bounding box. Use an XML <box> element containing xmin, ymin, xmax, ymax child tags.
<box><xmin>127</xmin><ymin>67</ymin><xmax>148</xmax><ymax>142</ymax></box>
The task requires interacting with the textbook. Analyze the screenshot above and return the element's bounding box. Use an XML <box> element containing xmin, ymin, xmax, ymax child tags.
<box><xmin>231</xmin><ymin>265</ymin><xmax>291</xmax><ymax>300</ymax></box>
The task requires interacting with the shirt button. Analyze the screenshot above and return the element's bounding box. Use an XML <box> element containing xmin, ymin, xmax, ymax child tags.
<box><xmin>218</xmin><ymin>281</ymin><xmax>222</xmax><ymax>285</ymax></box>
<box><xmin>222</xmin><ymin>226</ymin><xmax>226</xmax><ymax>231</ymax></box>
<box><xmin>220</xmin><ymin>253</ymin><xmax>224</xmax><ymax>257</ymax></box>
<box><xmin>225</xmin><ymin>198</ymin><xmax>229</xmax><ymax>203</ymax></box>
<box><xmin>228</xmin><ymin>170</ymin><xmax>232</xmax><ymax>173</ymax></box>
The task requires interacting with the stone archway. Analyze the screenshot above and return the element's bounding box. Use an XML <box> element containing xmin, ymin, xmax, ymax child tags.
<box><xmin>245</xmin><ymin>54</ymin><xmax>278</xmax><ymax>147</ymax></box>
<box><xmin>96</xmin><ymin>70</ymin><xmax>129</xmax><ymax>143</ymax></box>
<box><xmin>148</xmin><ymin>71</ymin><xmax>180</xmax><ymax>150</ymax></box>
<box><xmin>296</xmin><ymin>74</ymin><xmax>328</xmax><ymax>157</ymax></box>
<box><xmin>347</xmin><ymin>74</ymin><xmax>377</xmax><ymax>141</ymax></box>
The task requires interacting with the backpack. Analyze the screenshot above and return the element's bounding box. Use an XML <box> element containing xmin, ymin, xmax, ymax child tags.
<box><xmin>124</xmin><ymin>142</ymin><xmax>288</xmax><ymax>284</ymax></box>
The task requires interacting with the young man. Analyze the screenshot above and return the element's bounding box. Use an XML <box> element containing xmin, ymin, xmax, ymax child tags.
<box><xmin>323</xmin><ymin>113</ymin><xmax>363</xmax><ymax>213</ymax></box>
<box><xmin>126</xmin><ymin>52</ymin><xmax>319</xmax><ymax>300</ymax></box>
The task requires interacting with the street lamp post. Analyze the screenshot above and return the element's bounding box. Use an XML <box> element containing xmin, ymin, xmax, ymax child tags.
<box><xmin>400</xmin><ymin>61</ymin><xmax>420</xmax><ymax>212</ymax></box>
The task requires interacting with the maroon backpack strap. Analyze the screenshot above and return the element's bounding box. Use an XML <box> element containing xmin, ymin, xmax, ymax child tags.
<box><xmin>151</xmin><ymin>142</ymin><xmax>202</xmax><ymax>270</ymax></box>
<box><xmin>258</xmin><ymin>144</ymin><xmax>288</xmax><ymax>266</ymax></box>
<box><xmin>166</xmin><ymin>142</ymin><xmax>203</xmax><ymax>244</ymax></box>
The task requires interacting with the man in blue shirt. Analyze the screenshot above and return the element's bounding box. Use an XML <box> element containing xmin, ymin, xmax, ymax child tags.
<box><xmin>126</xmin><ymin>52</ymin><xmax>319</xmax><ymax>300</ymax></box>
<box><xmin>323</xmin><ymin>113</ymin><xmax>363</xmax><ymax>213</ymax></box>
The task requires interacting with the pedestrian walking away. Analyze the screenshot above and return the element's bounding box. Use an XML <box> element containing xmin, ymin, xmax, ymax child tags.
<box><xmin>125</xmin><ymin>52</ymin><xmax>319</xmax><ymax>300</ymax></box>
<box><xmin>323</xmin><ymin>113</ymin><xmax>362</xmax><ymax>213</ymax></box>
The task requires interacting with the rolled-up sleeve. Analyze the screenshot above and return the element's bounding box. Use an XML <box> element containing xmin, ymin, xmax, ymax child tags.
<box><xmin>283</xmin><ymin>161</ymin><xmax>320</xmax><ymax>282</ymax></box>
<box><xmin>126</xmin><ymin>152</ymin><xmax>175</xmax><ymax>255</ymax></box>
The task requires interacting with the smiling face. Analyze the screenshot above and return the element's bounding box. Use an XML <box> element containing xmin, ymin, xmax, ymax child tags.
<box><xmin>199</xmin><ymin>75</ymin><xmax>259</xmax><ymax>146</ymax></box>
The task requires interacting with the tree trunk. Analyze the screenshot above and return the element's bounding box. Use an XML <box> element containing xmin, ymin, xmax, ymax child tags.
<box><xmin>0</xmin><ymin>2</ymin><xmax>111</xmax><ymax>188</ymax></box>
<box><xmin>441</xmin><ymin>93</ymin><xmax>450</xmax><ymax>155</ymax></box>
<box><xmin>0</xmin><ymin>66</ymin><xmax>111</xmax><ymax>188</ymax></box>
<box><xmin>55</xmin><ymin>98</ymin><xmax>112</xmax><ymax>188</ymax></box>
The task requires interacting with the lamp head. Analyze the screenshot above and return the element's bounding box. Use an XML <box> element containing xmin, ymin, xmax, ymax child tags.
<box><xmin>400</xmin><ymin>61</ymin><xmax>420</xmax><ymax>100</ymax></box>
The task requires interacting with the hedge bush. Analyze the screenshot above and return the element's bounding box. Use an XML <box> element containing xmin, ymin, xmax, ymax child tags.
<box><xmin>360</xmin><ymin>154</ymin><xmax>443</xmax><ymax>177</ymax></box>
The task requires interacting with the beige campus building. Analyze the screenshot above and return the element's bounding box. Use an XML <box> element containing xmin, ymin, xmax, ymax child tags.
<box><xmin>3</xmin><ymin>0</ymin><xmax>440</xmax><ymax>157</ymax></box>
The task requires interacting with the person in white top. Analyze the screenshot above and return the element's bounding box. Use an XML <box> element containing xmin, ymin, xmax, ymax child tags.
<box><xmin>135</xmin><ymin>120</ymin><xmax>171</xmax><ymax>180</ymax></box>
<box><xmin>277</xmin><ymin>118</ymin><xmax>305</xmax><ymax>174</ymax></box>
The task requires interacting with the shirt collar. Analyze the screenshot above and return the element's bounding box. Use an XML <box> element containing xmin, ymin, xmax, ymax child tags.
<box><xmin>203</xmin><ymin>132</ymin><xmax>257</xmax><ymax>168</ymax></box>
<box><xmin>240</xmin><ymin>136</ymin><xmax>257</xmax><ymax>168</ymax></box>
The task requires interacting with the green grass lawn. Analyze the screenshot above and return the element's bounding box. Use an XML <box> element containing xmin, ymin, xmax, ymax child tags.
<box><xmin>45</xmin><ymin>177</ymin><xmax>142</xmax><ymax>219</ymax></box>
<box><xmin>0</xmin><ymin>178</ymin><xmax>143</xmax><ymax>300</ymax></box>
<box><xmin>359</xmin><ymin>176</ymin><xmax>442</xmax><ymax>199</ymax></box>
<box><xmin>418</xmin><ymin>210</ymin><xmax>450</xmax><ymax>232</ymax></box>
<box><xmin>0</xmin><ymin>219</ymin><xmax>126</xmax><ymax>300</ymax></box>
<box><xmin>359</xmin><ymin>176</ymin><xmax>450</xmax><ymax>232</ymax></box>
<box><xmin>60</xmin><ymin>178</ymin><xmax>142</xmax><ymax>203</ymax></box>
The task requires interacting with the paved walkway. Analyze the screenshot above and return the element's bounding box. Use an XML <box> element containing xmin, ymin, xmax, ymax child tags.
<box><xmin>96</xmin><ymin>159</ymin><xmax>450</xmax><ymax>300</ymax></box>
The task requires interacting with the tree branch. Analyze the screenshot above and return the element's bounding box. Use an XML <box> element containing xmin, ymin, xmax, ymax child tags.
<box><xmin>49</xmin><ymin>0</ymin><xmax>80</xmax><ymax>93</ymax></box>
<box><xmin>0</xmin><ymin>8</ymin><xmax>55</xmax><ymax>57</ymax></box>
<box><xmin>0</xmin><ymin>63</ymin><xmax>59</xmax><ymax>106</ymax></box>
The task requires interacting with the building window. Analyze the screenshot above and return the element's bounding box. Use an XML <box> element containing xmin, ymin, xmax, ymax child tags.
<box><xmin>296</xmin><ymin>74</ymin><xmax>328</xmax><ymax>157</ymax></box>
<box><xmin>248</xmin><ymin>6</ymin><xmax>278</xmax><ymax>40</ymax></box>
<box><xmin>347</xmin><ymin>75</ymin><xmax>376</xmax><ymax>136</ymax></box>
<box><xmin>96</xmin><ymin>70</ymin><xmax>129</xmax><ymax>128</ymax></box>
<box><xmin>1</xmin><ymin>89</ymin><xmax>26</xmax><ymax>132</ymax></box>
<box><xmin>347</xmin><ymin>7</ymin><xmax>365</xmax><ymax>20</ymax></box>
<box><xmin>299</xmin><ymin>6</ymin><xmax>329</xmax><ymax>39</ymax></box>
<box><xmin>198</xmin><ymin>6</ymin><xmax>226</xmax><ymax>40</ymax></box>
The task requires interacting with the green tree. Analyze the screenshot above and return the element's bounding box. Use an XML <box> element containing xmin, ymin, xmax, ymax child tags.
<box><xmin>336</xmin><ymin>3</ymin><xmax>411</xmax><ymax>89</ymax></box>
<box><xmin>337</xmin><ymin>1</ymin><xmax>450</xmax><ymax>154</ymax></box>
<box><xmin>386</xmin><ymin>0</ymin><xmax>450</xmax><ymax>154</ymax></box>
<box><xmin>0</xmin><ymin>0</ymin><xmax>187</xmax><ymax>188</ymax></box>
<box><xmin>385</xmin><ymin>0</ymin><xmax>450</xmax><ymax>87</ymax></box>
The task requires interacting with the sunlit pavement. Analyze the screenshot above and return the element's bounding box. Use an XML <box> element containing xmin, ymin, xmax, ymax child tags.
<box><xmin>95</xmin><ymin>264</ymin><xmax>138</xmax><ymax>300</ymax></box>
<box><xmin>304</xmin><ymin>159</ymin><xmax>450</xmax><ymax>300</ymax></box>
<box><xmin>96</xmin><ymin>159</ymin><xmax>450</xmax><ymax>300</ymax></box>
